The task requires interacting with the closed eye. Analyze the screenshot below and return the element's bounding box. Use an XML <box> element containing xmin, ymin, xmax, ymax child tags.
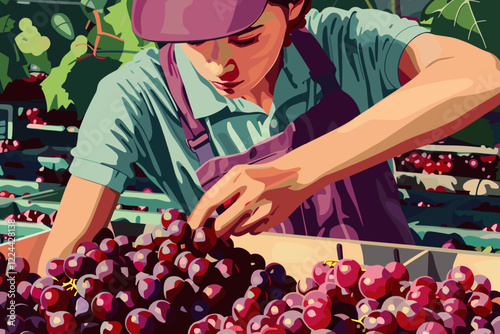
<box><xmin>230</xmin><ymin>37</ymin><xmax>257</xmax><ymax>47</ymax></box>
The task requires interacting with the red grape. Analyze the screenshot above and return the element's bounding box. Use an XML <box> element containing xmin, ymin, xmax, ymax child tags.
<box><xmin>438</xmin><ymin>312</ymin><xmax>466</xmax><ymax>334</ymax></box>
<box><xmin>64</xmin><ymin>253</ymin><xmax>97</xmax><ymax>280</ymax></box>
<box><xmin>472</xmin><ymin>275</ymin><xmax>492</xmax><ymax>295</ymax></box>
<box><xmin>193</xmin><ymin>227</ymin><xmax>217</xmax><ymax>253</ymax></box>
<box><xmin>47</xmin><ymin>311</ymin><xmax>77</xmax><ymax>334</ymax></box>
<box><xmin>161</xmin><ymin>209</ymin><xmax>187</xmax><ymax>228</ymax></box>
<box><xmin>437</xmin><ymin>280</ymin><xmax>465</xmax><ymax>301</ymax></box>
<box><xmin>250</xmin><ymin>269</ymin><xmax>271</xmax><ymax>289</ymax></box>
<box><xmin>303</xmin><ymin>290</ymin><xmax>331</xmax><ymax>309</ymax></box>
<box><xmin>158</xmin><ymin>239</ymin><xmax>179</xmax><ymax>263</ymax></box>
<box><xmin>396</xmin><ymin>300</ymin><xmax>426</xmax><ymax>331</ymax></box>
<box><xmin>356</xmin><ymin>298</ymin><xmax>380</xmax><ymax>317</ymax></box>
<box><xmin>363</xmin><ymin>310</ymin><xmax>397</xmax><ymax>333</ymax></box>
<box><xmin>416</xmin><ymin>321</ymin><xmax>447</xmax><ymax>334</ymax></box>
<box><xmin>76</xmin><ymin>242</ymin><xmax>98</xmax><ymax>255</ymax></box>
<box><xmin>407</xmin><ymin>285</ymin><xmax>434</xmax><ymax>307</ymax></box>
<box><xmin>137</xmin><ymin>275</ymin><xmax>162</xmax><ymax>301</ymax></box>
<box><xmin>304</xmin><ymin>302</ymin><xmax>332</xmax><ymax>330</ymax></box>
<box><xmin>232</xmin><ymin>297</ymin><xmax>260</xmax><ymax>324</ymax></box>
<box><xmin>163</xmin><ymin>276</ymin><xmax>186</xmax><ymax>304</ymax></box>
<box><xmin>358</xmin><ymin>265</ymin><xmax>392</xmax><ymax>300</ymax></box>
<box><xmin>30</xmin><ymin>276</ymin><xmax>57</xmax><ymax>305</ymax></box>
<box><xmin>311</xmin><ymin>261</ymin><xmax>332</xmax><ymax>285</ymax></box>
<box><xmin>187</xmin><ymin>258</ymin><xmax>210</xmax><ymax>284</ymax></box>
<box><xmin>101</xmin><ymin>321</ymin><xmax>124</xmax><ymax>334</ymax></box>
<box><xmin>153</xmin><ymin>260</ymin><xmax>174</xmax><ymax>281</ymax></box>
<box><xmin>447</xmin><ymin>266</ymin><xmax>474</xmax><ymax>291</ymax></box>
<box><xmin>334</xmin><ymin>259</ymin><xmax>362</xmax><ymax>289</ymax></box>
<box><xmin>442</xmin><ymin>298</ymin><xmax>467</xmax><ymax>319</ymax></box>
<box><xmin>40</xmin><ymin>285</ymin><xmax>72</xmax><ymax>312</ymax></box>
<box><xmin>135</xmin><ymin>233</ymin><xmax>156</xmax><ymax>251</ymax></box>
<box><xmin>263</xmin><ymin>299</ymin><xmax>290</xmax><ymax>324</ymax></box>
<box><xmin>125</xmin><ymin>308</ymin><xmax>158</xmax><ymax>334</ymax></box>
<box><xmin>202</xmin><ymin>284</ymin><xmax>226</xmax><ymax>307</ymax></box>
<box><xmin>76</xmin><ymin>274</ymin><xmax>103</xmax><ymax>301</ymax></box>
<box><xmin>246</xmin><ymin>315</ymin><xmax>273</xmax><ymax>333</ymax></box>
<box><xmin>317</xmin><ymin>281</ymin><xmax>337</xmax><ymax>299</ymax></box>
<box><xmin>261</xmin><ymin>325</ymin><xmax>287</xmax><ymax>333</ymax></box>
<box><xmin>385</xmin><ymin>262</ymin><xmax>409</xmax><ymax>281</ymax></box>
<box><xmin>468</xmin><ymin>292</ymin><xmax>493</xmax><ymax>318</ymax></box>
<box><xmin>277</xmin><ymin>310</ymin><xmax>308</xmax><ymax>333</ymax></box>
<box><xmin>411</xmin><ymin>276</ymin><xmax>438</xmax><ymax>295</ymax></box>
<box><xmin>116</xmin><ymin>289</ymin><xmax>139</xmax><ymax>308</ymax></box>
<box><xmin>86</xmin><ymin>249</ymin><xmax>108</xmax><ymax>263</ymax></box>
<box><xmin>91</xmin><ymin>292</ymin><xmax>118</xmax><ymax>321</ymax></box>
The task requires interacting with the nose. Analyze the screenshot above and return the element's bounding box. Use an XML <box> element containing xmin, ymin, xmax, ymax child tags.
<box><xmin>204</xmin><ymin>40</ymin><xmax>238</xmax><ymax>81</ymax></box>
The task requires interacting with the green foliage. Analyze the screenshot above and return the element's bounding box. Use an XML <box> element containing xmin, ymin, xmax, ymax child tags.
<box><xmin>41</xmin><ymin>35</ymin><xmax>88</xmax><ymax>110</ymax></box>
<box><xmin>421</xmin><ymin>0</ymin><xmax>500</xmax><ymax>146</ymax></box>
<box><xmin>0</xmin><ymin>14</ymin><xmax>15</xmax><ymax>33</ymax></box>
<box><xmin>421</xmin><ymin>0</ymin><xmax>499</xmax><ymax>57</ymax></box>
<box><xmin>64</xmin><ymin>55</ymin><xmax>121</xmax><ymax>120</ymax></box>
<box><xmin>15</xmin><ymin>18</ymin><xmax>51</xmax><ymax>56</ymax></box>
<box><xmin>312</xmin><ymin>0</ymin><xmax>377</xmax><ymax>12</ymax></box>
<box><xmin>51</xmin><ymin>13</ymin><xmax>75</xmax><ymax>40</ymax></box>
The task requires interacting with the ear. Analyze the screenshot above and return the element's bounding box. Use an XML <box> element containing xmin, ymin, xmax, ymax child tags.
<box><xmin>288</xmin><ymin>0</ymin><xmax>306</xmax><ymax>22</ymax></box>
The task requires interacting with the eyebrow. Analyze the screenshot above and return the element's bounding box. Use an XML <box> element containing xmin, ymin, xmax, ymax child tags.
<box><xmin>232</xmin><ymin>24</ymin><xmax>264</xmax><ymax>37</ymax></box>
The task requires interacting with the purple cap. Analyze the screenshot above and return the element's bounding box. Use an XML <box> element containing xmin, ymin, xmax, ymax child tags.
<box><xmin>131</xmin><ymin>0</ymin><xmax>268</xmax><ymax>42</ymax></box>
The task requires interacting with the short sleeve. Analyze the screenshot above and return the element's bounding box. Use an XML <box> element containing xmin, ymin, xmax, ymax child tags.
<box><xmin>69</xmin><ymin>74</ymin><xmax>143</xmax><ymax>194</ymax></box>
<box><xmin>306</xmin><ymin>7</ymin><xmax>430</xmax><ymax>90</ymax></box>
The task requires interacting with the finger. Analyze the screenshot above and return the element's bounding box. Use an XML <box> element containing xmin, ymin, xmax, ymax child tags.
<box><xmin>250</xmin><ymin>205</ymin><xmax>284</xmax><ymax>235</ymax></box>
<box><xmin>233</xmin><ymin>202</ymin><xmax>273</xmax><ymax>236</ymax></box>
<box><xmin>187</xmin><ymin>182</ymin><xmax>242</xmax><ymax>231</ymax></box>
<box><xmin>213</xmin><ymin>201</ymin><xmax>252</xmax><ymax>238</ymax></box>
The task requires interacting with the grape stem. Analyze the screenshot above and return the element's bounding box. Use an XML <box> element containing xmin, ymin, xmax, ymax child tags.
<box><xmin>61</xmin><ymin>278</ymin><xmax>78</xmax><ymax>296</ymax></box>
<box><xmin>351</xmin><ymin>315</ymin><xmax>367</xmax><ymax>329</ymax></box>
<box><xmin>323</xmin><ymin>259</ymin><xmax>338</xmax><ymax>267</ymax></box>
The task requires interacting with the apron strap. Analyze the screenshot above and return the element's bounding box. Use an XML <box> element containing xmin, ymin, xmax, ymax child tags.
<box><xmin>159</xmin><ymin>44</ymin><xmax>215</xmax><ymax>166</ymax></box>
<box><xmin>290</xmin><ymin>28</ymin><xmax>341</xmax><ymax>94</ymax></box>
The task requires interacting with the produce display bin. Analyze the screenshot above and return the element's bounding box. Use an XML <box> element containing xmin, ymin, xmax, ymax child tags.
<box><xmin>2</xmin><ymin>230</ymin><xmax>499</xmax><ymax>292</ymax></box>
<box><xmin>400</xmin><ymin>189</ymin><xmax>500</xmax><ymax>249</ymax></box>
<box><xmin>0</xmin><ymin>179</ymin><xmax>63</xmax><ymax>196</ymax></box>
<box><xmin>233</xmin><ymin>233</ymin><xmax>500</xmax><ymax>291</ymax></box>
<box><xmin>19</xmin><ymin>187</ymin><xmax>178</xmax><ymax>213</ymax></box>
<box><xmin>0</xmin><ymin>220</ymin><xmax>50</xmax><ymax>239</ymax></box>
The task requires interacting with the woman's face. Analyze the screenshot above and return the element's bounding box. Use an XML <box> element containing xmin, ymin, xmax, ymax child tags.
<box><xmin>180</xmin><ymin>3</ymin><xmax>289</xmax><ymax>98</ymax></box>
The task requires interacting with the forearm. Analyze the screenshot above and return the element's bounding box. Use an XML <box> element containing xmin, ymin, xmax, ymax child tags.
<box><xmin>37</xmin><ymin>176</ymin><xmax>119</xmax><ymax>274</ymax></box>
<box><xmin>277</xmin><ymin>55</ymin><xmax>500</xmax><ymax>193</ymax></box>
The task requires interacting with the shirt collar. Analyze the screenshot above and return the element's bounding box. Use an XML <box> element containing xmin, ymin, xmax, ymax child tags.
<box><xmin>173</xmin><ymin>42</ymin><xmax>311</xmax><ymax>119</ymax></box>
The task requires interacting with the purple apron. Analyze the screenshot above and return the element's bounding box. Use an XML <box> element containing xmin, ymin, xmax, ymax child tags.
<box><xmin>159</xmin><ymin>28</ymin><xmax>415</xmax><ymax>245</ymax></box>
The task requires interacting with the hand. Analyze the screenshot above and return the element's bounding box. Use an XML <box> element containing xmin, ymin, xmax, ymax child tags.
<box><xmin>187</xmin><ymin>162</ymin><xmax>315</xmax><ymax>237</ymax></box>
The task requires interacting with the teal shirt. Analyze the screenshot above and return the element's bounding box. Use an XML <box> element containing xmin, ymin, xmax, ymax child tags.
<box><xmin>69</xmin><ymin>7</ymin><xmax>430</xmax><ymax>213</ymax></box>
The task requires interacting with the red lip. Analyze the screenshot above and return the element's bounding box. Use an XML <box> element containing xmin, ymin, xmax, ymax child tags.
<box><xmin>211</xmin><ymin>81</ymin><xmax>243</xmax><ymax>90</ymax></box>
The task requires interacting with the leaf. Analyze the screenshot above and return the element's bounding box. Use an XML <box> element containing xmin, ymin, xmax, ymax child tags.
<box><xmin>0</xmin><ymin>14</ymin><xmax>15</xmax><ymax>33</ymax></box>
<box><xmin>424</xmin><ymin>0</ymin><xmax>500</xmax><ymax>54</ymax></box>
<box><xmin>51</xmin><ymin>13</ymin><xmax>75</xmax><ymax>40</ymax></box>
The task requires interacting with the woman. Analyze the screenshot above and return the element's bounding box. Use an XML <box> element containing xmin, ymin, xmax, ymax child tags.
<box><xmin>38</xmin><ymin>0</ymin><xmax>500</xmax><ymax>274</ymax></box>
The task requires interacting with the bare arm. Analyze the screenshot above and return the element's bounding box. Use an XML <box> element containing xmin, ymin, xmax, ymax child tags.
<box><xmin>37</xmin><ymin>175</ymin><xmax>120</xmax><ymax>275</ymax></box>
<box><xmin>187</xmin><ymin>33</ymin><xmax>500</xmax><ymax>236</ymax></box>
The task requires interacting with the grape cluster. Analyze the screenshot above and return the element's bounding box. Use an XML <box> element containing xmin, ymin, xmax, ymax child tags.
<box><xmin>24</xmin><ymin>108</ymin><xmax>47</xmax><ymax>126</ymax></box>
<box><xmin>4</xmin><ymin>210</ymin><xmax>57</xmax><ymax>226</ymax></box>
<box><xmin>0</xmin><ymin>140</ymin><xmax>21</xmax><ymax>153</ymax></box>
<box><xmin>0</xmin><ymin>190</ymin><xmax>29</xmax><ymax>199</ymax></box>
<box><xmin>0</xmin><ymin>209</ymin><xmax>296</xmax><ymax>333</ymax></box>
<box><xmin>395</xmin><ymin>150</ymin><xmax>499</xmax><ymax>180</ymax></box>
<box><xmin>188</xmin><ymin>259</ymin><xmax>500</xmax><ymax>333</ymax></box>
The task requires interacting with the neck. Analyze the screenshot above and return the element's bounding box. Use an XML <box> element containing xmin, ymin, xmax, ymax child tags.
<box><xmin>242</xmin><ymin>50</ymin><xmax>284</xmax><ymax>114</ymax></box>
